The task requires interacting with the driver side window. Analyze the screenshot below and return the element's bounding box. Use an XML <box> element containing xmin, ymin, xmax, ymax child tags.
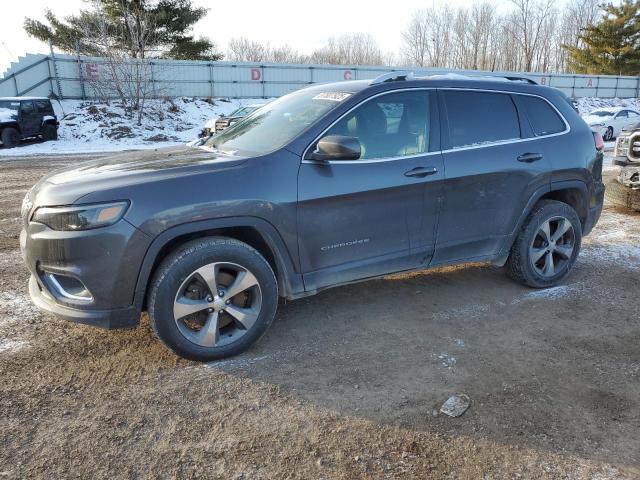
<box><xmin>324</xmin><ymin>91</ymin><xmax>431</xmax><ymax>160</ymax></box>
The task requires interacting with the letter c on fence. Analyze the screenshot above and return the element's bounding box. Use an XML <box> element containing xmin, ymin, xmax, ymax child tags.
<box><xmin>344</xmin><ymin>70</ymin><xmax>352</xmax><ymax>80</ymax></box>
<box><xmin>251</xmin><ymin>68</ymin><xmax>261</xmax><ymax>81</ymax></box>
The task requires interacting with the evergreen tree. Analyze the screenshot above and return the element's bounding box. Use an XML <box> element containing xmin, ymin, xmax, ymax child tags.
<box><xmin>564</xmin><ymin>0</ymin><xmax>640</xmax><ymax>75</ymax></box>
<box><xmin>24</xmin><ymin>0</ymin><xmax>222</xmax><ymax>61</ymax></box>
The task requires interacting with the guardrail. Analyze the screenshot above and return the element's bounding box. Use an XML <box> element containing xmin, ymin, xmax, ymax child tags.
<box><xmin>1</xmin><ymin>54</ymin><xmax>639</xmax><ymax>99</ymax></box>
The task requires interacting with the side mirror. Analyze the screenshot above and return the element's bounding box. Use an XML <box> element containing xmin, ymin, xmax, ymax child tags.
<box><xmin>310</xmin><ymin>135</ymin><xmax>361</xmax><ymax>161</ymax></box>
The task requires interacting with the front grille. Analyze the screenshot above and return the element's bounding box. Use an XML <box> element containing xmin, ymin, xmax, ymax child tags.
<box><xmin>215</xmin><ymin>119</ymin><xmax>230</xmax><ymax>132</ymax></box>
<box><xmin>615</xmin><ymin>133</ymin><xmax>640</xmax><ymax>162</ymax></box>
<box><xmin>615</xmin><ymin>136</ymin><xmax>629</xmax><ymax>158</ymax></box>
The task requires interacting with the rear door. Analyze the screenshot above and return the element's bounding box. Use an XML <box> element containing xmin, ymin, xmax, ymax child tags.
<box><xmin>433</xmin><ymin>89</ymin><xmax>553</xmax><ymax>264</ymax></box>
<box><xmin>297</xmin><ymin>89</ymin><xmax>443</xmax><ymax>290</ymax></box>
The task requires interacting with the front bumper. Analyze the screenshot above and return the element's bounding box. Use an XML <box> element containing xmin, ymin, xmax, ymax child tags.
<box><xmin>21</xmin><ymin>217</ymin><xmax>151</xmax><ymax>329</ymax></box>
<box><xmin>29</xmin><ymin>275</ymin><xmax>139</xmax><ymax>328</ymax></box>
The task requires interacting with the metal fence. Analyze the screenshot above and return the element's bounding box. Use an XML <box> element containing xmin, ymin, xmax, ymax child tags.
<box><xmin>1</xmin><ymin>53</ymin><xmax>639</xmax><ymax>99</ymax></box>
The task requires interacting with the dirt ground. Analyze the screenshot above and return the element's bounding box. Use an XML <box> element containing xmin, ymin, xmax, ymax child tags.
<box><xmin>0</xmin><ymin>153</ymin><xmax>638</xmax><ymax>479</ymax></box>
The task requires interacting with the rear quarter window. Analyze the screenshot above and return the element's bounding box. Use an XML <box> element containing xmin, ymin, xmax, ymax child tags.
<box><xmin>442</xmin><ymin>91</ymin><xmax>520</xmax><ymax>149</ymax></box>
<box><xmin>518</xmin><ymin>95</ymin><xmax>566</xmax><ymax>136</ymax></box>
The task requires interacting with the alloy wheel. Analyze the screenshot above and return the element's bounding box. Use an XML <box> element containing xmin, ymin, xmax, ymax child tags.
<box><xmin>529</xmin><ymin>216</ymin><xmax>575</xmax><ymax>278</ymax></box>
<box><xmin>173</xmin><ymin>262</ymin><xmax>262</xmax><ymax>348</ymax></box>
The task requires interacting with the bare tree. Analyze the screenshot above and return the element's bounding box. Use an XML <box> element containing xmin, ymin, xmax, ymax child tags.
<box><xmin>227</xmin><ymin>37</ymin><xmax>269</xmax><ymax>62</ymax></box>
<box><xmin>401</xmin><ymin>10</ymin><xmax>431</xmax><ymax>67</ymax></box>
<box><xmin>79</xmin><ymin>1</ymin><xmax>158</xmax><ymax>124</ymax></box>
<box><xmin>311</xmin><ymin>33</ymin><xmax>384</xmax><ymax>65</ymax></box>
<box><xmin>507</xmin><ymin>0</ymin><xmax>556</xmax><ymax>71</ymax></box>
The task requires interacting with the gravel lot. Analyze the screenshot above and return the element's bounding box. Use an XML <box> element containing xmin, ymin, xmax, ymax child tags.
<box><xmin>1</xmin><ymin>153</ymin><xmax>639</xmax><ymax>479</ymax></box>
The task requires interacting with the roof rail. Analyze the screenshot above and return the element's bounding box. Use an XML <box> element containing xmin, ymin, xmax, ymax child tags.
<box><xmin>501</xmin><ymin>75</ymin><xmax>538</xmax><ymax>85</ymax></box>
<box><xmin>370</xmin><ymin>71</ymin><xmax>414</xmax><ymax>85</ymax></box>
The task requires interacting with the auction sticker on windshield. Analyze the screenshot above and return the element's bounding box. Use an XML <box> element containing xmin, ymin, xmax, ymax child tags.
<box><xmin>312</xmin><ymin>92</ymin><xmax>352</xmax><ymax>102</ymax></box>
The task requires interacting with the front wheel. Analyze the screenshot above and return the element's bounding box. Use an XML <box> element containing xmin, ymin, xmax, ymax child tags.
<box><xmin>1</xmin><ymin>128</ymin><xmax>20</xmax><ymax>148</ymax></box>
<box><xmin>506</xmin><ymin>200</ymin><xmax>582</xmax><ymax>288</ymax></box>
<box><xmin>148</xmin><ymin>237</ymin><xmax>278</xmax><ymax>361</ymax></box>
<box><xmin>603</xmin><ymin>126</ymin><xmax>614</xmax><ymax>141</ymax></box>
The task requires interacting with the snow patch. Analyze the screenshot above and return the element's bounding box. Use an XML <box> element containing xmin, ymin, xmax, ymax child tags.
<box><xmin>0</xmin><ymin>339</ymin><xmax>27</xmax><ymax>353</ymax></box>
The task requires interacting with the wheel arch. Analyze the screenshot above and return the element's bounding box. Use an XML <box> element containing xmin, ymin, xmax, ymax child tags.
<box><xmin>133</xmin><ymin>217</ymin><xmax>304</xmax><ymax>313</ymax></box>
<box><xmin>494</xmin><ymin>180</ymin><xmax>589</xmax><ymax>265</ymax></box>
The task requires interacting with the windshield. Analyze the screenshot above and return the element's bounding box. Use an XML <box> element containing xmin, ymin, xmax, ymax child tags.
<box><xmin>590</xmin><ymin>110</ymin><xmax>614</xmax><ymax>117</ymax></box>
<box><xmin>205</xmin><ymin>89</ymin><xmax>353</xmax><ymax>156</ymax></box>
<box><xmin>229</xmin><ymin>106</ymin><xmax>256</xmax><ymax>117</ymax></box>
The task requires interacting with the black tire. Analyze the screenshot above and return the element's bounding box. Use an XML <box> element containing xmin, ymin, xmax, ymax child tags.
<box><xmin>1</xmin><ymin>127</ymin><xmax>20</xmax><ymax>148</ymax></box>
<box><xmin>605</xmin><ymin>178</ymin><xmax>640</xmax><ymax>211</ymax></box>
<box><xmin>604</xmin><ymin>126</ymin><xmax>614</xmax><ymax>141</ymax></box>
<box><xmin>42</xmin><ymin>123</ymin><xmax>58</xmax><ymax>141</ymax></box>
<box><xmin>506</xmin><ymin>200</ymin><xmax>582</xmax><ymax>288</ymax></box>
<box><xmin>148</xmin><ymin>237</ymin><xmax>278</xmax><ymax>361</ymax></box>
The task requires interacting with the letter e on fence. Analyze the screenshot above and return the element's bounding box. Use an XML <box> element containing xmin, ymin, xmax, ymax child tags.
<box><xmin>251</xmin><ymin>68</ymin><xmax>261</xmax><ymax>81</ymax></box>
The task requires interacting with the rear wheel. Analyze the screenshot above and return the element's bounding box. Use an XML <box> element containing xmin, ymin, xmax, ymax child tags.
<box><xmin>148</xmin><ymin>237</ymin><xmax>278</xmax><ymax>361</ymax></box>
<box><xmin>506</xmin><ymin>200</ymin><xmax>582</xmax><ymax>288</ymax></box>
<box><xmin>1</xmin><ymin>128</ymin><xmax>20</xmax><ymax>148</ymax></box>
<box><xmin>42</xmin><ymin>123</ymin><xmax>58</xmax><ymax>141</ymax></box>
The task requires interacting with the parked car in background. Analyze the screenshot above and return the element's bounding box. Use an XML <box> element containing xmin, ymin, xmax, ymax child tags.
<box><xmin>606</xmin><ymin>122</ymin><xmax>640</xmax><ymax>211</ymax></box>
<box><xmin>21</xmin><ymin>73</ymin><xmax>604</xmax><ymax>361</ymax></box>
<box><xmin>0</xmin><ymin>97</ymin><xmax>59</xmax><ymax>148</ymax></box>
<box><xmin>583</xmin><ymin>107</ymin><xmax>640</xmax><ymax>141</ymax></box>
<box><xmin>199</xmin><ymin>103</ymin><xmax>267</xmax><ymax>137</ymax></box>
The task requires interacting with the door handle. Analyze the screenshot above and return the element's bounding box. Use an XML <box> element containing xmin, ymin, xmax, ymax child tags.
<box><xmin>404</xmin><ymin>166</ymin><xmax>438</xmax><ymax>178</ymax></box>
<box><xmin>517</xmin><ymin>153</ymin><xmax>543</xmax><ymax>163</ymax></box>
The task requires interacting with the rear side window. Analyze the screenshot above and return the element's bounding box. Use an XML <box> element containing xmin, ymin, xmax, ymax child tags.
<box><xmin>35</xmin><ymin>100</ymin><xmax>52</xmax><ymax>114</ymax></box>
<box><xmin>442</xmin><ymin>91</ymin><xmax>520</xmax><ymax>148</ymax></box>
<box><xmin>519</xmin><ymin>95</ymin><xmax>566</xmax><ymax>136</ymax></box>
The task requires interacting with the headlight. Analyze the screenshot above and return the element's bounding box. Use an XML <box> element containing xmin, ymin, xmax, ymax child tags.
<box><xmin>31</xmin><ymin>201</ymin><xmax>129</xmax><ymax>231</ymax></box>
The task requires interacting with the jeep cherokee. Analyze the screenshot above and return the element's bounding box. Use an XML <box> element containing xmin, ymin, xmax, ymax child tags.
<box><xmin>0</xmin><ymin>97</ymin><xmax>59</xmax><ymax>148</ymax></box>
<box><xmin>21</xmin><ymin>73</ymin><xmax>605</xmax><ymax>361</ymax></box>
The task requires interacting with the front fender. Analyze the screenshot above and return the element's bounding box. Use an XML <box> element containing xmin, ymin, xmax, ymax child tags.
<box><xmin>131</xmin><ymin>216</ymin><xmax>305</xmax><ymax>313</ymax></box>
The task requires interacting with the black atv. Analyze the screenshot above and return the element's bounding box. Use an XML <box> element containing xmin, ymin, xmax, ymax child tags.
<box><xmin>0</xmin><ymin>97</ymin><xmax>59</xmax><ymax>149</ymax></box>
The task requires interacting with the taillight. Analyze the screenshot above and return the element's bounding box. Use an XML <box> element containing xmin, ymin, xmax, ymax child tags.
<box><xmin>593</xmin><ymin>131</ymin><xmax>604</xmax><ymax>151</ymax></box>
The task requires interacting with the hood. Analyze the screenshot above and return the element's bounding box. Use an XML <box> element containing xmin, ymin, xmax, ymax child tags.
<box><xmin>30</xmin><ymin>145</ymin><xmax>248</xmax><ymax>206</ymax></box>
<box><xmin>204</xmin><ymin>117</ymin><xmax>219</xmax><ymax>129</ymax></box>
<box><xmin>0</xmin><ymin>108</ymin><xmax>18</xmax><ymax>123</ymax></box>
<box><xmin>583</xmin><ymin>114</ymin><xmax>613</xmax><ymax>125</ymax></box>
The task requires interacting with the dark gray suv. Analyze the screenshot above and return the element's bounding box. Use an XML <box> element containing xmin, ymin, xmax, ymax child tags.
<box><xmin>21</xmin><ymin>73</ymin><xmax>605</xmax><ymax>361</ymax></box>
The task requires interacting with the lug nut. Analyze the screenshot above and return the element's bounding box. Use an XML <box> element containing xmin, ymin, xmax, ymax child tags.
<box><xmin>225</xmin><ymin>300</ymin><xmax>231</xmax><ymax>305</ymax></box>
<box><xmin>207</xmin><ymin>296</ymin><xmax>213</xmax><ymax>302</ymax></box>
<box><xmin>218</xmin><ymin>291</ymin><xmax>225</xmax><ymax>297</ymax></box>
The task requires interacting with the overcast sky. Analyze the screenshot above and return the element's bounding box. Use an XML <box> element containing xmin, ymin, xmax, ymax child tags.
<box><xmin>1</xmin><ymin>0</ymin><xmax>521</xmax><ymax>73</ymax></box>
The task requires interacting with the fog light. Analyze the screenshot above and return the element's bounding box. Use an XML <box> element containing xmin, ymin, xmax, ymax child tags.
<box><xmin>43</xmin><ymin>272</ymin><xmax>93</xmax><ymax>302</ymax></box>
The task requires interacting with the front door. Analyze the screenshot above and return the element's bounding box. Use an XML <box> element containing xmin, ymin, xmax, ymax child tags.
<box><xmin>19</xmin><ymin>101</ymin><xmax>40</xmax><ymax>136</ymax></box>
<box><xmin>297</xmin><ymin>89</ymin><xmax>443</xmax><ymax>291</ymax></box>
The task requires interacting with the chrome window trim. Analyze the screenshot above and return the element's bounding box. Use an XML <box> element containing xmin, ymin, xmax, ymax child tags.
<box><xmin>301</xmin><ymin>87</ymin><xmax>571</xmax><ymax>165</ymax></box>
